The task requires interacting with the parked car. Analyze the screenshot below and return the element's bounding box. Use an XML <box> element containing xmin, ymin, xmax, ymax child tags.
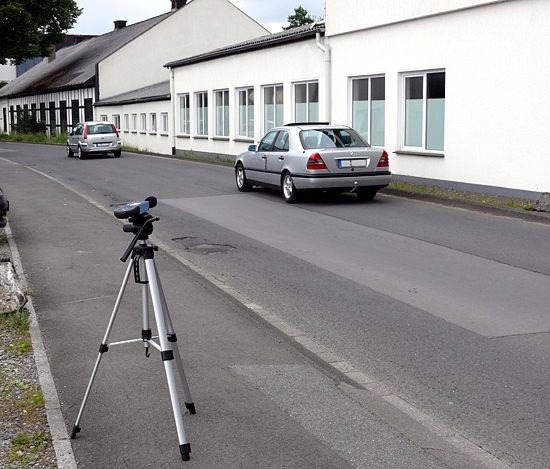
<box><xmin>67</xmin><ymin>121</ymin><xmax>122</xmax><ymax>159</ymax></box>
<box><xmin>0</xmin><ymin>186</ymin><xmax>9</xmax><ymax>228</ymax></box>
<box><xmin>234</xmin><ymin>123</ymin><xmax>391</xmax><ymax>203</ymax></box>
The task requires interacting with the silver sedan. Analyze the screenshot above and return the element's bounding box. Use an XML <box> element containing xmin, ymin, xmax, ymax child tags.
<box><xmin>234</xmin><ymin>124</ymin><xmax>391</xmax><ymax>203</ymax></box>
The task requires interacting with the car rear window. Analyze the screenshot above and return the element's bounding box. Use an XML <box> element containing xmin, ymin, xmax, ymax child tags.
<box><xmin>300</xmin><ymin>129</ymin><xmax>368</xmax><ymax>149</ymax></box>
<box><xmin>88</xmin><ymin>124</ymin><xmax>115</xmax><ymax>135</ymax></box>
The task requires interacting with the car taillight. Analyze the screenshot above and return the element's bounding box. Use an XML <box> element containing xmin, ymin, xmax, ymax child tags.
<box><xmin>376</xmin><ymin>150</ymin><xmax>389</xmax><ymax>168</ymax></box>
<box><xmin>111</xmin><ymin>124</ymin><xmax>119</xmax><ymax>137</ymax></box>
<box><xmin>307</xmin><ymin>152</ymin><xmax>328</xmax><ymax>170</ymax></box>
<box><xmin>83</xmin><ymin>125</ymin><xmax>88</xmax><ymax>139</ymax></box>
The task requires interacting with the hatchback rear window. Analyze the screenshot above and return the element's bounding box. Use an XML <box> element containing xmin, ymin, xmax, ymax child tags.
<box><xmin>88</xmin><ymin>124</ymin><xmax>115</xmax><ymax>135</ymax></box>
<box><xmin>300</xmin><ymin>128</ymin><xmax>368</xmax><ymax>149</ymax></box>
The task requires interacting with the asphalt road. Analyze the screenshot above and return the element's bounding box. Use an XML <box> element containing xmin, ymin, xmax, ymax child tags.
<box><xmin>1</xmin><ymin>142</ymin><xmax>549</xmax><ymax>469</ymax></box>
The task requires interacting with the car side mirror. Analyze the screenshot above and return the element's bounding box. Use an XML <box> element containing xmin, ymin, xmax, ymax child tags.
<box><xmin>248</xmin><ymin>144</ymin><xmax>257</xmax><ymax>152</ymax></box>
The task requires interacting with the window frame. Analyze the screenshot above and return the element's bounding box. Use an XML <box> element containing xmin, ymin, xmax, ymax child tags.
<box><xmin>112</xmin><ymin>114</ymin><xmax>121</xmax><ymax>130</ymax></box>
<box><xmin>236</xmin><ymin>87</ymin><xmax>254</xmax><ymax>139</ymax></box>
<box><xmin>400</xmin><ymin>69</ymin><xmax>445</xmax><ymax>153</ymax></box>
<box><xmin>262</xmin><ymin>84</ymin><xmax>284</xmax><ymax>133</ymax></box>
<box><xmin>140</xmin><ymin>113</ymin><xmax>147</xmax><ymax>133</ymax></box>
<box><xmin>214</xmin><ymin>89</ymin><xmax>230</xmax><ymax>138</ymax></box>
<box><xmin>178</xmin><ymin>93</ymin><xmax>190</xmax><ymax>135</ymax></box>
<box><xmin>160</xmin><ymin>112</ymin><xmax>169</xmax><ymax>135</ymax></box>
<box><xmin>349</xmin><ymin>75</ymin><xmax>385</xmax><ymax>147</ymax></box>
<box><xmin>149</xmin><ymin>113</ymin><xmax>157</xmax><ymax>134</ymax></box>
<box><xmin>195</xmin><ymin>91</ymin><xmax>209</xmax><ymax>136</ymax></box>
<box><xmin>293</xmin><ymin>80</ymin><xmax>319</xmax><ymax>123</ymax></box>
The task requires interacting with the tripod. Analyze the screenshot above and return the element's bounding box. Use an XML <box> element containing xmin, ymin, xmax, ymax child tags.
<box><xmin>70</xmin><ymin>207</ymin><xmax>196</xmax><ymax>462</ymax></box>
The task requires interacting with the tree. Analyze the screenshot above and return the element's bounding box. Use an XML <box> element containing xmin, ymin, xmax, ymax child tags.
<box><xmin>283</xmin><ymin>6</ymin><xmax>315</xmax><ymax>30</ymax></box>
<box><xmin>0</xmin><ymin>0</ymin><xmax>82</xmax><ymax>65</ymax></box>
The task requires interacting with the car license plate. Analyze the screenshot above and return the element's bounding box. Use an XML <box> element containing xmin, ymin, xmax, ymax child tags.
<box><xmin>96</xmin><ymin>143</ymin><xmax>109</xmax><ymax>147</ymax></box>
<box><xmin>338</xmin><ymin>159</ymin><xmax>367</xmax><ymax>168</ymax></box>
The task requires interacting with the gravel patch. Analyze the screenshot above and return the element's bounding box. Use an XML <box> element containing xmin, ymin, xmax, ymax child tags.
<box><xmin>0</xmin><ymin>227</ymin><xmax>57</xmax><ymax>468</ymax></box>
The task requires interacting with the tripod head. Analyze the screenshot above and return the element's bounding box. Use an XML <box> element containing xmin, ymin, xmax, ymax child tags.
<box><xmin>114</xmin><ymin>196</ymin><xmax>159</xmax><ymax>262</ymax></box>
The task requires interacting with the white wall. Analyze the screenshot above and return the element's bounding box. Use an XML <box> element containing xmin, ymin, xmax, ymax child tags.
<box><xmin>98</xmin><ymin>0</ymin><xmax>268</xmax><ymax>100</ymax></box>
<box><xmin>329</xmin><ymin>0</ymin><xmax>550</xmax><ymax>193</ymax></box>
<box><xmin>326</xmin><ymin>0</ymin><xmax>508</xmax><ymax>36</ymax></box>
<box><xmin>172</xmin><ymin>39</ymin><xmax>325</xmax><ymax>156</ymax></box>
<box><xmin>98</xmin><ymin>101</ymin><xmax>173</xmax><ymax>155</ymax></box>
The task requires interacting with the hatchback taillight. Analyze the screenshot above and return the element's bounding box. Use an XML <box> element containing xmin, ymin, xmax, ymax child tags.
<box><xmin>376</xmin><ymin>150</ymin><xmax>389</xmax><ymax>168</ymax></box>
<box><xmin>111</xmin><ymin>124</ymin><xmax>119</xmax><ymax>137</ymax></box>
<box><xmin>307</xmin><ymin>152</ymin><xmax>328</xmax><ymax>170</ymax></box>
<box><xmin>83</xmin><ymin>125</ymin><xmax>88</xmax><ymax>139</ymax></box>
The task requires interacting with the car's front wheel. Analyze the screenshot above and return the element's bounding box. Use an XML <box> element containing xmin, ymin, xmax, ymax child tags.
<box><xmin>281</xmin><ymin>172</ymin><xmax>299</xmax><ymax>203</ymax></box>
<box><xmin>356</xmin><ymin>188</ymin><xmax>377</xmax><ymax>201</ymax></box>
<box><xmin>67</xmin><ymin>145</ymin><xmax>74</xmax><ymax>158</ymax></box>
<box><xmin>235</xmin><ymin>163</ymin><xmax>251</xmax><ymax>192</ymax></box>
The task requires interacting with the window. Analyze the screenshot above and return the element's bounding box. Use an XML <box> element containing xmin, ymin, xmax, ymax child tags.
<box><xmin>150</xmin><ymin>113</ymin><xmax>157</xmax><ymax>133</ymax></box>
<box><xmin>161</xmin><ymin>112</ymin><xmax>169</xmax><ymax>134</ymax></box>
<box><xmin>258</xmin><ymin>130</ymin><xmax>279</xmax><ymax>151</ymax></box>
<box><xmin>273</xmin><ymin>130</ymin><xmax>289</xmax><ymax>151</ymax></box>
<box><xmin>124</xmin><ymin>114</ymin><xmax>129</xmax><ymax>131</ymax></box>
<box><xmin>84</xmin><ymin>99</ymin><xmax>93</xmax><ymax>121</ymax></box>
<box><xmin>195</xmin><ymin>92</ymin><xmax>208</xmax><ymax>136</ymax></box>
<box><xmin>351</xmin><ymin>76</ymin><xmax>385</xmax><ymax>146</ymax></box>
<box><xmin>178</xmin><ymin>94</ymin><xmax>190</xmax><ymax>134</ymax></box>
<box><xmin>237</xmin><ymin>87</ymin><xmax>254</xmax><ymax>138</ymax></box>
<box><xmin>112</xmin><ymin>114</ymin><xmax>121</xmax><ymax>130</ymax></box>
<box><xmin>71</xmin><ymin>100</ymin><xmax>79</xmax><ymax>125</ymax></box>
<box><xmin>140</xmin><ymin>113</ymin><xmax>147</xmax><ymax>132</ymax></box>
<box><xmin>100</xmin><ymin>114</ymin><xmax>108</xmax><ymax>122</ymax></box>
<box><xmin>402</xmin><ymin>71</ymin><xmax>445</xmax><ymax>151</ymax></box>
<box><xmin>215</xmin><ymin>89</ymin><xmax>229</xmax><ymax>137</ymax></box>
<box><xmin>263</xmin><ymin>84</ymin><xmax>283</xmax><ymax>133</ymax></box>
<box><xmin>131</xmin><ymin>114</ymin><xmax>137</xmax><ymax>132</ymax></box>
<box><xmin>294</xmin><ymin>81</ymin><xmax>318</xmax><ymax>122</ymax></box>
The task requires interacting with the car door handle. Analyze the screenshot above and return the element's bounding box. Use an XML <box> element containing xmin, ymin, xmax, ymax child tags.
<box><xmin>278</xmin><ymin>156</ymin><xmax>285</xmax><ymax>160</ymax></box>
<box><xmin>261</xmin><ymin>155</ymin><xmax>267</xmax><ymax>160</ymax></box>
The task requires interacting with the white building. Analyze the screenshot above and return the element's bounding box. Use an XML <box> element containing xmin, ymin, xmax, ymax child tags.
<box><xmin>166</xmin><ymin>0</ymin><xmax>549</xmax><ymax>197</ymax></box>
<box><xmin>0</xmin><ymin>0</ymin><xmax>268</xmax><ymax>148</ymax></box>
<box><xmin>326</xmin><ymin>0</ymin><xmax>550</xmax><ymax>196</ymax></box>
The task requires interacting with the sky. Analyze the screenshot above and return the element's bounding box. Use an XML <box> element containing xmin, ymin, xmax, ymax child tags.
<box><xmin>68</xmin><ymin>0</ymin><xmax>325</xmax><ymax>35</ymax></box>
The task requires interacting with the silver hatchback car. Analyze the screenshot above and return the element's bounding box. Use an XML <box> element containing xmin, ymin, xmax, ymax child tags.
<box><xmin>235</xmin><ymin>123</ymin><xmax>391</xmax><ymax>203</ymax></box>
<box><xmin>67</xmin><ymin>121</ymin><xmax>122</xmax><ymax>159</ymax></box>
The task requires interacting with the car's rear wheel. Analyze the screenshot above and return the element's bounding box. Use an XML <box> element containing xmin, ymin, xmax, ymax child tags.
<box><xmin>356</xmin><ymin>188</ymin><xmax>377</xmax><ymax>201</ymax></box>
<box><xmin>113</xmin><ymin>150</ymin><xmax>121</xmax><ymax>158</ymax></box>
<box><xmin>281</xmin><ymin>172</ymin><xmax>299</xmax><ymax>203</ymax></box>
<box><xmin>77</xmin><ymin>146</ymin><xmax>85</xmax><ymax>160</ymax></box>
<box><xmin>67</xmin><ymin>145</ymin><xmax>74</xmax><ymax>158</ymax></box>
<box><xmin>235</xmin><ymin>163</ymin><xmax>251</xmax><ymax>192</ymax></box>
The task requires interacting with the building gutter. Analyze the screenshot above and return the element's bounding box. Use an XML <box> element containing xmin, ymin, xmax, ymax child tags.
<box><xmin>315</xmin><ymin>31</ymin><xmax>331</xmax><ymax>123</ymax></box>
<box><xmin>170</xmin><ymin>67</ymin><xmax>176</xmax><ymax>156</ymax></box>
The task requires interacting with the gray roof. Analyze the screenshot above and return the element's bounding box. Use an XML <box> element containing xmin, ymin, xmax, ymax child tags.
<box><xmin>0</xmin><ymin>13</ymin><xmax>172</xmax><ymax>99</ymax></box>
<box><xmin>95</xmin><ymin>81</ymin><xmax>171</xmax><ymax>106</ymax></box>
<box><xmin>165</xmin><ymin>22</ymin><xmax>325</xmax><ymax>69</ymax></box>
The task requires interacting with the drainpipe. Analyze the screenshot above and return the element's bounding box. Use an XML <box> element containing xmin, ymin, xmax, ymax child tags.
<box><xmin>316</xmin><ymin>31</ymin><xmax>331</xmax><ymax>123</ymax></box>
<box><xmin>170</xmin><ymin>67</ymin><xmax>176</xmax><ymax>155</ymax></box>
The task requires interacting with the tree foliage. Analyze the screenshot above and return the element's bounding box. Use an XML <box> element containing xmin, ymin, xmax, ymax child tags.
<box><xmin>0</xmin><ymin>0</ymin><xmax>82</xmax><ymax>65</ymax></box>
<box><xmin>283</xmin><ymin>6</ymin><xmax>315</xmax><ymax>30</ymax></box>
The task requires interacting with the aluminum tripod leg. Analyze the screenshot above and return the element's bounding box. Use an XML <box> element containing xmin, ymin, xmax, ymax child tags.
<box><xmin>145</xmin><ymin>256</ymin><xmax>191</xmax><ymax>461</ymax></box>
<box><xmin>154</xmin><ymin>267</ymin><xmax>195</xmax><ymax>413</ymax></box>
<box><xmin>71</xmin><ymin>260</ymin><xmax>134</xmax><ymax>439</ymax></box>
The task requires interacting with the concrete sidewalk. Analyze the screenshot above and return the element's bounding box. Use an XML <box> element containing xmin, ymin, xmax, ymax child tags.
<box><xmin>2</xmin><ymin>161</ymin><xmax>454</xmax><ymax>468</ymax></box>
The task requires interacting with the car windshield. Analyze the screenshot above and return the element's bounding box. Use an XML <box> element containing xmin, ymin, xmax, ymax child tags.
<box><xmin>300</xmin><ymin>128</ymin><xmax>368</xmax><ymax>149</ymax></box>
<box><xmin>88</xmin><ymin>124</ymin><xmax>114</xmax><ymax>135</ymax></box>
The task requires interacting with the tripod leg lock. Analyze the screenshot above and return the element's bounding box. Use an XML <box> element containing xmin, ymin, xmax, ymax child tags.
<box><xmin>179</xmin><ymin>443</ymin><xmax>191</xmax><ymax>461</ymax></box>
<box><xmin>167</xmin><ymin>333</ymin><xmax>177</xmax><ymax>343</ymax></box>
<box><xmin>161</xmin><ymin>350</ymin><xmax>174</xmax><ymax>361</ymax></box>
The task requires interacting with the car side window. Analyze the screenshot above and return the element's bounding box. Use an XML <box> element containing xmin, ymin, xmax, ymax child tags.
<box><xmin>258</xmin><ymin>131</ymin><xmax>279</xmax><ymax>152</ymax></box>
<box><xmin>273</xmin><ymin>130</ymin><xmax>289</xmax><ymax>152</ymax></box>
<box><xmin>74</xmin><ymin>125</ymin><xmax>83</xmax><ymax>135</ymax></box>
